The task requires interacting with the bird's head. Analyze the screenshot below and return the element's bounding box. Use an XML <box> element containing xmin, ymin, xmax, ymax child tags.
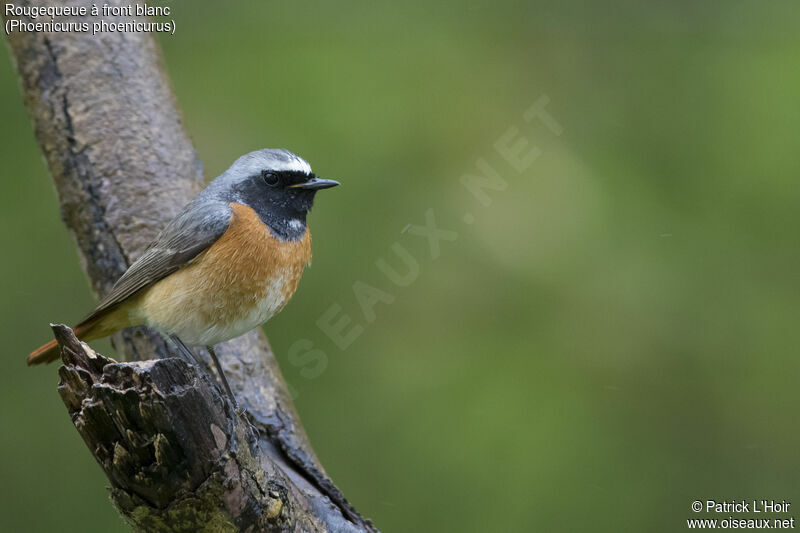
<box><xmin>211</xmin><ymin>149</ymin><xmax>339</xmax><ymax>239</ymax></box>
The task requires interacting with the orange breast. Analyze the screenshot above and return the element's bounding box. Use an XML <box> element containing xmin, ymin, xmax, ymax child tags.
<box><xmin>134</xmin><ymin>203</ymin><xmax>312</xmax><ymax>345</ymax></box>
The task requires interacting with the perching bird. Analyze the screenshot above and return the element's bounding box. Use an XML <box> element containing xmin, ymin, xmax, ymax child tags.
<box><xmin>28</xmin><ymin>149</ymin><xmax>338</xmax><ymax>403</ymax></box>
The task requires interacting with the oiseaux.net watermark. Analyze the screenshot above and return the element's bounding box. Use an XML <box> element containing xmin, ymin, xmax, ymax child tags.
<box><xmin>687</xmin><ymin>500</ymin><xmax>795</xmax><ymax>529</ymax></box>
<box><xmin>283</xmin><ymin>94</ymin><xmax>562</xmax><ymax>398</ymax></box>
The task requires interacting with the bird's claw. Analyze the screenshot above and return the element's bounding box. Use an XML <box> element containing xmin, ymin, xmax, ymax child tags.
<box><xmin>233</xmin><ymin>404</ymin><xmax>261</xmax><ymax>442</ymax></box>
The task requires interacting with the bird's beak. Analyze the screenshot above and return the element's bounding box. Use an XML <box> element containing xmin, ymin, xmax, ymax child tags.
<box><xmin>290</xmin><ymin>176</ymin><xmax>340</xmax><ymax>190</ymax></box>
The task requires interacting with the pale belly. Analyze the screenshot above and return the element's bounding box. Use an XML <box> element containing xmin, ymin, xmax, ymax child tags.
<box><xmin>135</xmin><ymin>268</ymin><xmax>302</xmax><ymax>346</ymax></box>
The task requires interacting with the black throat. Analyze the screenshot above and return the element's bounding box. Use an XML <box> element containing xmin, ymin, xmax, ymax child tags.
<box><xmin>225</xmin><ymin>173</ymin><xmax>314</xmax><ymax>241</ymax></box>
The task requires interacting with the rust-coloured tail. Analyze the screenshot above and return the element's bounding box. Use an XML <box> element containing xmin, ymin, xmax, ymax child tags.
<box><xmin>27</xmin><ymin>320</ymin><xmax>99</xmax><ymax>366</ymax></box>
<box><xmin>27</xmin><ymin>305</ymin><xmax>132</xmax><ymax>366</ymax></box>
<box><xmin>27</xmin><ymin>338</ymin><xmax>63</xmax><ymax>366</ymax></box>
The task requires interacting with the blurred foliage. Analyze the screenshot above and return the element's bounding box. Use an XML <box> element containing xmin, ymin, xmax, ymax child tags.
<box><xmin>2</xmin><ymin>1</ymin><xmax>800</xmax><ymax>531</ymax></box>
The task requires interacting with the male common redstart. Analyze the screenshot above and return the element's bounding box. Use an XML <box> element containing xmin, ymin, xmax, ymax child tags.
<box><xmin>28</xmin><ymin>149</ymin><xmax>338</xmax><ymax>402</ymax></box>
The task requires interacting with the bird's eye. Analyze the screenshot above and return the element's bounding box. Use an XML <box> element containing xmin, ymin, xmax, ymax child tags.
<box><xmin>262</xmin><ymin>171</ymin><xmax>279</xmax><ymax>187</ymax></box>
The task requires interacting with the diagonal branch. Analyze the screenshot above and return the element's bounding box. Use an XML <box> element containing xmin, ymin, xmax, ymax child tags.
<box><xmin>4</xmin><ymin>1</ymin><xmax>376</xmax><ymax>531</ymax></box>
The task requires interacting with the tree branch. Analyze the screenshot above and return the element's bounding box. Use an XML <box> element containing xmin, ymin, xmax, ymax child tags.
<box><xmin>54</xmin><ymin>324</ymin><xmax>291</xmax><ymax>531</ymax></box>
<box><xmin>4</xmin><ymin>1</ymin><xmax>376</xmax><ymax>531</ymax></box>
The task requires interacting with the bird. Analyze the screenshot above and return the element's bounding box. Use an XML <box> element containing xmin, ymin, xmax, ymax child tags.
<box><xmin>27</xmin><ymin>149</ymin><xmax>339</xmax><ymax>404</ymax></box>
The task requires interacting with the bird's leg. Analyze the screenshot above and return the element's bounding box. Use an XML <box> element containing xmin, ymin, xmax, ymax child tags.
<box><xmin>164</xmin><ymin>333</ymin><xmax>197</xmax><ymax>365</ymax></box>
<box><xmin>205</xmin><ymin>344</ymin><xmax>238</xmax><ymax>410</ymax></box>
<box><xmin>168</xmin><ymin>335</ymin><xmax>238</xmax><ymax>409</ymax></box>
<box><xmin>207</xmin><ymin>344</ymin><xmax>260</xmax><ymax>440</ymax></box>
<box><xmin>167</xmin><ymin>337</ymin><xmax>258</xmax><ymax>441</ymax></box>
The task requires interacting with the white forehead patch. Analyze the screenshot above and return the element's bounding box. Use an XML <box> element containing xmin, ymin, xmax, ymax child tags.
<box><xmin>275</xmin><ymin>153</ymin><xmax>313</xmax><ymax>174</ymax></box>
<box><xmin>229</xmin><ymin>149</ymin><xmax>312</xmax><ymax>177</ymax></box>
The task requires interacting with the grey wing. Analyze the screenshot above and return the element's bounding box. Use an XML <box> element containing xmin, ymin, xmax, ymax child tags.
<box><xmin>84</xmin><ymin>201</ymin><xmax>233</xmax><ymax>321</ymax></box>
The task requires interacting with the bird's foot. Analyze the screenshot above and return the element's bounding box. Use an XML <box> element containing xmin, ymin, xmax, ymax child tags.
<box><xmin>234</xmin><ymin>405</ymin><xmax>261</xmax><ymax>443</ymax></box>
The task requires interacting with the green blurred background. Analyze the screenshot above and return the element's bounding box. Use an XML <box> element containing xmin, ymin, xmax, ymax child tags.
<box><xmin>2</xmin><ymin>1</ymin><xmax>799</xmax><ymax>531</ymax></box>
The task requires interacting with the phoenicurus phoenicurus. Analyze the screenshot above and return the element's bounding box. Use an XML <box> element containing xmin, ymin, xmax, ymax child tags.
<box><xmin>28</xmin><ymin>149</ymin><xmax>339</xmax><ymax>403</ymax></box>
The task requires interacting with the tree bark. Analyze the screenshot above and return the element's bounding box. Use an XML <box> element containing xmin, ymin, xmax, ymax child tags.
<box><xmin>3</xmin><ymin>2</ymin><xmax>376</xmax><ymax>531</ymax></box>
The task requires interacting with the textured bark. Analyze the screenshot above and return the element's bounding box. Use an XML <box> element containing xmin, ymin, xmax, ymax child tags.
<box><xmin>4</xmin><ymin>1</ymin><xmax>376</xmax><ymax>531</ymax></box>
